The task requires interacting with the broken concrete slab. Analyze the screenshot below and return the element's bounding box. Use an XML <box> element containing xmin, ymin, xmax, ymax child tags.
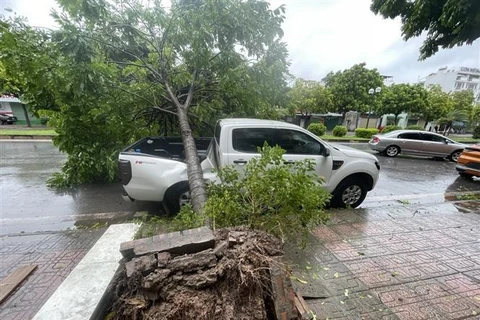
<box><xmin>157</xmin><ymin>252</ymin><xmax>171</xmax><ymax>268</ymax></box>
<box><xmin>142</xmin><ymin>269</ymin><xmax>171</xmax><ymax>290</ymax></box>
<box><xmin>120</xmin><ymin>226</ymin><xmax>215</xmax><ymax>259</ymax></box>
<box><xmin>166</xmin><ymin>249</ymin><xmax>217</xmax><ymax>273</ymax></box>
<box><xmin>269</xmin><ymin>258</ymin><xmax>298</xmax><ymax>320</ymax></box>
<box><xmin>125</xmin><ymin>254</ymin><xmax>157</xmax><ymax>277</ymax></box>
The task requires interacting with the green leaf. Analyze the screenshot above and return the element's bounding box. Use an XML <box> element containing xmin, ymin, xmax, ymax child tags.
<box><xmin>291</xmin><ymin>276</ymin><xmax>308</xmax><ymax>284</ymax></box>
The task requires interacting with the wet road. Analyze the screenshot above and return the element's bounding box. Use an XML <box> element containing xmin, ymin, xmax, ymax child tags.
<box><xmin>1</xmin><ymin>141</ymin><xmax>480</xmax><ymax>235</ymax></box>
<box><xmin>0</xmin><ymin>141</ymin><xmax>161</xmax><ymax>235</ymax></box>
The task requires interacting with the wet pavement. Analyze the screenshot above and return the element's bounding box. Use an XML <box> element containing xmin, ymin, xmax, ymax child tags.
<box><xmin>1</xmin><ymin>140</ymin><xmax>480</xmax><ymax>319</ymax></box>
<box><xmin>0</xmin><ymin>229</ymin><xmax>104</xmax><ymax>320</ymax></box>
<box><xmin>0</xmin><ymin>141</ymin><xmax>162</xmax><ymax>235</ymax></box>
<box><xmin>286</xmin><ymin>198</ymin><xmax>480</xmax><ymax>319</ymax></box>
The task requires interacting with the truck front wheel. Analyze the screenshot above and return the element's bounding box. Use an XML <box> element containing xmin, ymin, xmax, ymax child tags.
<box><xmin>331</xmin><ymin>178</ymin><xmax>367</xmax><ymax>208</ymax></box>
<box><xmin>164</xmin><ymin>182</ymin><xmax>190</xmax><ymax>215</ymax></box>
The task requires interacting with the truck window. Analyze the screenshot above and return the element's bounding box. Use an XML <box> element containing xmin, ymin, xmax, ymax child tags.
<box><xmin>232</xmin><ymin>128</ymin><xmax>274</xmax><ymax>153</ymax></box>
<box><xmin>274</xmin><ymin>129</ymin><xmax>323</xmax><ymax>155</ymax></box>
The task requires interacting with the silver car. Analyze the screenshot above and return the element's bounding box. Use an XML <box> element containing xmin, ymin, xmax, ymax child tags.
<box><xmin>368</xmin><ymin>130</ymin><xmax>466</xmax><ymax>162</ymax></box>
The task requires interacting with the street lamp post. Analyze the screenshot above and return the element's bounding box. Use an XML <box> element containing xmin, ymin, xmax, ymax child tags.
<box><xmin>366</xmin><ymin>87</ymin><xmax>382</xmax><ymax>128</ymax></box>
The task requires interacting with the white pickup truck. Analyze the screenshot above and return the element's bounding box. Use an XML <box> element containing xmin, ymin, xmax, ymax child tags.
<box><xmin>119</xmin><ymin>119</ymin><xmax>380</xmax><ymax>213</ymax></box>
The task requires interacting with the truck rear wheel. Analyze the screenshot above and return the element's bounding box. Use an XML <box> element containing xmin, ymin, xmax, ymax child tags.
<box><xmin>164</xmin><ymin>181</ymin><xmax>190</xmax><ymax>215</ymax></box>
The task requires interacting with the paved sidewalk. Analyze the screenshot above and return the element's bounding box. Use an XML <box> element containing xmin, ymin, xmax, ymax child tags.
<box><xmin>0</xmin><ymin>229</ymin><xmax>105</xmax><ymax>320</ymax></box>
<box><xmin>286</xmin><ymin>201</ymin><xmax>480</xmax><ymax>319</ymax></box>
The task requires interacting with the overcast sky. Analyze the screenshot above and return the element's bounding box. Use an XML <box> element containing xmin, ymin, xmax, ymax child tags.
<box><xmin>1</xmin><ymin>0</ymin><xmax>479</xmax><ymax>84</ymax></box>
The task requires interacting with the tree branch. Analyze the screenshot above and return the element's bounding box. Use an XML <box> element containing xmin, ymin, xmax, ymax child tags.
<box><xmin>109</xmin><ymin>85</ymin><xmax>176</xmax><ymax>117</ymax></box>
<box><xmin>184</xmin><ymin>69</ymin><xmax>198</xmax><ymax>109</ymax></box>
<box><xmin>84</xmin><ymin>34</ymin><xmax>163</xmax><ymax>81</ymax></box>
<box><xmin>165</xmin><ymin>82</ymin><xmax>183</xmax><ymax>108</ymax></box>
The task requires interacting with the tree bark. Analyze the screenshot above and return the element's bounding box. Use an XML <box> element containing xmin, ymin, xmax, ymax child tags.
<box><xmin>22</xmin><ymin>104</ymin><xmax>32</xmax><ymax>127</ymax></box>
<box><xmin>176</xmin><ymin>105</ymin><xmax>208</xmax><ymax>213</ymax></box>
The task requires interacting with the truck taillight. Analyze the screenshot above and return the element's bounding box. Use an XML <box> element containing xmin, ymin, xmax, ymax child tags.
<box><xmin>118</xmin><ymin>159</ymin><xmax>132</xmax><ymax>185</ymax></box>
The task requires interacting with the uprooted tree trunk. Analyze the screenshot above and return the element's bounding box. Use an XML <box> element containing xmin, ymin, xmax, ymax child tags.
<box><xmin>165</xmin><ymin>80</ymin><xmax>208</xmax><ymax>214</ymax></box>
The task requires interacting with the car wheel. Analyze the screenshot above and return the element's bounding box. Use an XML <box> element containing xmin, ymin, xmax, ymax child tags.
<box><xmin>384</xmin><ymin>145</ymin><xmax>400</xmax><ymax>157</ymax></box>
<box><xmin>0</xmin><ymin>120</ymin><xmax>6</xmax><ymax>125</ymax></box>
<box><xmin>164</xmin><ymin>182</ymin><xmax>190</xmax><ymax>215</ymax></box>
<box><xmin>459</xmin><ymin>172</ymin><xmax>473</xmax><ymax>180</ymax></box>
<box><xmin>331</xmin><ymin>178</ymin><xmax>367</xmax><ymax>208</ymax></box>
<box><xmin>449</xmin><ymin>150</ymin><xmax>462</xmax><ymax>163</ymax></box>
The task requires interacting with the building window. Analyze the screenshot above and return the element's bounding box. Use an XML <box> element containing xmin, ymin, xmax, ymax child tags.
<box><xmin>467</xmin><ymin>83</ymin><xmax>476</xmax><ymax>90</ymax></box>
<box><xmin>468</xmin><ymin>75</ymin><xmax>480</xmax><ymax>82</ymax></box>
<box><xmin>455</xmin><ymin>82</ymin><xmax>463</xmax><ymax>90</ymax></box>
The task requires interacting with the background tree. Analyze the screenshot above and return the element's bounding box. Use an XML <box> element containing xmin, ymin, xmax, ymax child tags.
<box><xmin>437</xmin><ymin>109</ymin><xmax>469</xmax><ymax>136</ymax></box>
<box><xmin>0</xmin><ymin>16</ymin><xmax>153</xmax><ymax>187</ymax></box>
<box><xmin>288</xmin><ymin>78</ymin><xmax>333</xmax><ymax>116</ymax></box>
<box><xmin>323</xmin><ymin>63</ymin><xmax>384</xmax><ymax>115</ymax></box>
<box><xmin>371</xmin><ymin>0</ymin><xmax>480</xmax><ymax>59</ymax></box>
<box><xmin>425</xmin><ymin>85</ymin><xmax>452</xmax><ymax>126</ymax></box>
<box><xmin>471</xmin><ymin>104</ymin><xmax>480</xmax><ymax>125</ymax></box>
<box><xmin>436</xmin><ymin>90</ymin><xmax>475</xmax><ymax>135</ymax></box>
<box><xmin>450</xmin><ymin>90</ymin><xmax>475</xmax><ymax>120</ymax></box>
<box><xmin>377</xmin><ymin>83</ymin><xmax>429</xmax><ymax>124</ymax></box>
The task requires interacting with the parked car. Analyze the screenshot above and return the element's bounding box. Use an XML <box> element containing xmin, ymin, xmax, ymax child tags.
<box><xmin>119</xmin><ymin>119</ymin><xmax>381</xmax><ymax>213</ymax></box>
<box><xmin>456</xmin><ymin>144</ymin><xmax>480</xmax><ymax>179</ymax></box>
<box><xmin>0</xmin><ymin>113</ymin><xmax>17</xmax><ymax>124</ymax></box>
<box><xmin>368</xmin><ymin>130</ymin><xmax>465</xmax><ymax>162</ymax></box>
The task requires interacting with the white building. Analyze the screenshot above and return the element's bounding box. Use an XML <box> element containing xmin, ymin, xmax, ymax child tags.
<box><xmin>421</xmin><ymin>67</ymin><xmax>480</xmax><ymax>104</ymax></box>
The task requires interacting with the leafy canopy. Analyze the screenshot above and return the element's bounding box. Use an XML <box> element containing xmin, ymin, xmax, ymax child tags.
<box><xmin>378</xmin><ymin>84</ymin><xmax>430</xmax><ymax>121</ymax></box>
<box><xmin>323</xmin><ymin>63</ymin><xmax>384</xmax><ymax>114</ymax></box>
<box><xmin>54</xmin><ymin>0</ymin><xmax>290</xmax><ymax>123</ymax></box>
<box><xmin>371</xmin><ymin>0</ymin><xmax>480</xmax><ymax>59</ymax></box>
<box><xmin>288</xmin><ymin>78</ymin><xmax>333</xmax><ymax>115</ymax></box>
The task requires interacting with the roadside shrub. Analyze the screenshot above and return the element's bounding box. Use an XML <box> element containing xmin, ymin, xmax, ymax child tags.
<box><xmin>354</xmin><ymin>128</ymin><xmax>378</xmax><ymax>139</ymax></box>
<box><xmin>332</xmin><ymin>125</ymin><xmax>347</xmax><ymax>137</ymax></box>
<box><xmin>381</xmin><ymin>125</ymin><xmax>401</xmax><ymax>134</ymax></box>
<box><xmin>173</xmin><ymin>145</ymin><xmax>331</xmax><ymax>245</ymax></box>
<box><xmin>473</xmin><ymin>126</ymin><xmax>480</xmax><ymax>139</ymax></box>
<box><xmin>40</xmin><ymin>117</ymin><xmax>49</xmax><ymax>126</ymax></box>
<box><xmin>406</xmin><ymin>125</ymin><xmax>424</xmax><ymax>131</ymax></box>
<box><xmin>307</xmin><ymin>122</ymin><xmax>326</xmax><ymax>136</ymax></box>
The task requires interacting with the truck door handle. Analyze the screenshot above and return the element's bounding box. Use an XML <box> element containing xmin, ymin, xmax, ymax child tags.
<box><xmin>233</xmin><ymin>160</ymin><xmax>247</xmax><ymax>164</ymax></box>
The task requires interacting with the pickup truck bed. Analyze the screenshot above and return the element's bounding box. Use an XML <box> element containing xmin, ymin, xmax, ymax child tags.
<box><xmin>122</xmin><ymin>137</ymin><xmax>212</xmax><ymax>159</ymax></box>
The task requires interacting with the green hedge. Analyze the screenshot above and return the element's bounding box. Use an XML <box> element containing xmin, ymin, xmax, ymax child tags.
<box><xmin>381</xmin><ymin>125</ymin><xmax>401</xmax><ymax>133</ymax></box>
<box><xmin>332</xmin><ymin>125</ymin><xmax>347</xmax><ymax>137</ymax></box>
<box><xmin>307</xmin><ymin>122</ymin><xmax>326</xmax><ymax>136</ymax></box>
<box><xmin>354</xmin><ymin>128</ymin><xmax>378</xmax><ymax>139</ymax></box>
<box><xmin>405</xmin><ymin>125</ymin><xmax>424</xmax><ymax>130</ymax></box>
<box><xmin>473</xmin><ymin>126</ymin><xmax>480</xmax><ymax>139</ymax></box>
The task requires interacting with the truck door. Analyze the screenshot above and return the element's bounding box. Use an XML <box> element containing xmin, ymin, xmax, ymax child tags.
<box><xmin>273</xmin><ymin>128</ymin><xmax>333</xmax><ymax>183</ymax></box>
<box><xmin>227</xmin><ymin>127</ymin><xmax>274</xmax><ymax>170</ymax></box>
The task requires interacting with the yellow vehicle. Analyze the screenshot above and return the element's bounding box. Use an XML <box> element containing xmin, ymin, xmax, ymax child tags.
<box><xmin>456</xmin><ymin>145</ymin><xmax>480</xmax><ymax>179</ymax></box>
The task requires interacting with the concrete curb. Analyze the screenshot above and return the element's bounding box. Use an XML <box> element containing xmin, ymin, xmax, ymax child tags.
<box><xmin>32</xmin><ymin>223</ymin><xmax>140</xmax><ymax>320</ymax></box>
<box><xmin>0</xmin><ymin>135</ymin><xmax>55</xmax><ymax>140</ymax></box>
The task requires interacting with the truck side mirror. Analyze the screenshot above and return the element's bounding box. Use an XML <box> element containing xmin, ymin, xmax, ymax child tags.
<box><xmin>322</xmin><ymin>148</ymin><xmax>331</xmax><ymax>157</ymax></box>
